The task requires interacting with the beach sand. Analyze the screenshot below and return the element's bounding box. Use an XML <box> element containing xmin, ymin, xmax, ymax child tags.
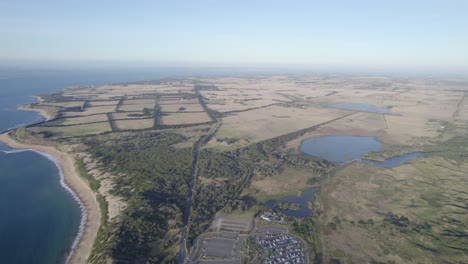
<box><xmin>0</xmin><ymin>132</ymin><xmax>100</xmax><ymax>264</ymax></box>
<box><xmin>18</xmin><ymin>105</ymin><xmax>52</xmax><ymax>121</ymax></box>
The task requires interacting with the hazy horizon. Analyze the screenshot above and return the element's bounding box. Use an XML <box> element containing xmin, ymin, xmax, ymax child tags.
<box><xmin>2</xmin><ymin>0</ymin><xmax>468</xmax><ymax>70</ymax></box>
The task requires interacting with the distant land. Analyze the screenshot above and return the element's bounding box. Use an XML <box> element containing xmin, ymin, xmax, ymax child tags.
<box><xmin>2</xmin><ymin>75</ymin><xmax>467</xmax><ymax>264</ymax></box>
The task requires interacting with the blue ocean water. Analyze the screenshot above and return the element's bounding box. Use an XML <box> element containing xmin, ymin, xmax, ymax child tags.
<box><xmin>0</xmin><ymin>147</ymin><xmax>81</xmax><ymax>264</ymax></box>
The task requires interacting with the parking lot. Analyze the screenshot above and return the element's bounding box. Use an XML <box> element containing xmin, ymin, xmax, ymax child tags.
<box><xmin>254</xmin><ymin>228</ymin><xmax>308</xmax><ymax>264</ymax></box>
<box><xmin>204</xmin><ymin>238</ymin><xmax>236</xmax><ymax>259</ymax></box>
<box><xmin>189</xmin><ymin>214</ymin><xmax>308</xmax><ymax>264</ymax></box>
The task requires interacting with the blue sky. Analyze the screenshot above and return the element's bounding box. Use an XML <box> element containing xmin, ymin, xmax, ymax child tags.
<box><xmin>1</xmin><ymin>0</ymin><xmax>468</xmax><ymax>67</ymax></box>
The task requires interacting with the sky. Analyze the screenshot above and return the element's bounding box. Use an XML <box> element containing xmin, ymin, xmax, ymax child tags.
<box><xmin>1</xmin><ymin>0</ymin><xmax>468</xmax><ymax>69</ymax></box>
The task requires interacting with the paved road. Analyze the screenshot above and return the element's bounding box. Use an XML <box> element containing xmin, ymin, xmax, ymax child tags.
<box><xmin>177</xmin><ymin>118</ymin><xmax>220</xmax><ymax>264</ymax></box>
<box><xmin>177</xmin><ymin>136</ymin><xmax>203</xmax><ymax>263</ymax></box>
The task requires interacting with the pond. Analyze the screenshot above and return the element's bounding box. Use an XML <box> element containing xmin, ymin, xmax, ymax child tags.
<box><xmin>266</xmin><ymin>136</ymin><xmax>424</xmax><ymax>218</ymax></box>
<box><xmin>300</xmin><ymin>136</ymin><xmax>382</xmax><ymax>163</ymax></box>
<box><xmin>324</xmin><ymin>102</ymin><xmax>389</xmax><ymax>114</ymax></box>
<box><xmin>362</xmin><ymin>152</ymin><xmax>424</xmax><ymax>168</ymax></box>
<box><xmin>264</xmin><ymin>188</ymin><xmax>319</xmax><ymax>218</ymax></box>
<box><xmin>300</xmin><ymin>136</ymin><xmax>423</xmax><ymax>167</ymax></box>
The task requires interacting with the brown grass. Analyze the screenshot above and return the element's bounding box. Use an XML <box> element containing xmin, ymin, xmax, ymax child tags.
<box><xmin>87</xmin><ymin>100</ymin><xmax>120</xmax><ymax>107</ymax></box>
<box><xmin>159</xmin><ymin>103</ymin><xmax>204</xmax><ymax>112</ymax></box>
<box><xmin>62</xmin><ymin>105</ymin><xmax>116</xmax><ymax>117</ymax></box>
<box><xmin>58</xmin><ymin>114</ymin><xmax>109</xmax><ymax>125</ymax></box>
<box><xmin>160</xmin><ymin>112</ymin><xmax>212</xmax><ymax>125</ymax></box>
<box><xmin>114</xmin><ymin>118</ymin><xmax>154</xmax><ymax>130</ymax></box>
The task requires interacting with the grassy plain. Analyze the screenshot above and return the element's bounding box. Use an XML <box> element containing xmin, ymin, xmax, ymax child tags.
<box><xmin>31</xmin><ymin>122</ymin><xmax>112</xmax><ymax>137</ymax></box>
<box><xmin>160</xmin><ymin>112</ymin><xmax>212</xmax><ymax>125</ymax></box>
<box><xmin>87</xmin><ymin>100</ymin><xmax>119</xmax><ymax>107</ymax></box>
<box><xmin>114</xmin><ymin>118</ymin><xmax>154</xmax><ymax>130</ymax></box>
<box><xmin>242</xmin><ymin>167</ymin><xmax>317</xmax><ymax>202</ymax></box>
<box><xmin>159</xmin><ymin>103</ymin><xmax>204</xmax><ymax>112</ymax></box>
<box><xmin>56</xmin><ymin>114</ymin><xmax>109</xmax><ymax>125</ymax></box>
<box><xmin>62</xmin><ymin>105</ymin><xmax>117</xmax><ymax>116</ymax></box>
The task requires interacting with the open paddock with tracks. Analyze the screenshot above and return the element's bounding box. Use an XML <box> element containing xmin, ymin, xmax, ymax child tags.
<box><xmin>210</xmin><ymin>105</ymin><xmax>349</xmax><ymax>147</ymax></box>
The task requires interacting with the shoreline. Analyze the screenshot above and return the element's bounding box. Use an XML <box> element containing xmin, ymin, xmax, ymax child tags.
<box><xmin>18</xmin><ymin>104</ymin><xmax>52</xmax><ymax>122</ymax></box>
<box><xmin>0</xmin><ymin>132</ymin><xmax>100</xmax><ymax>264</ymax></box>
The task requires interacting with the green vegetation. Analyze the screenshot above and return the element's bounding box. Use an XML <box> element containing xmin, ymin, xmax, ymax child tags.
<box><xmin>241</xmin><ymin>237</ymin><xmax>262</xmax><ymax>264</ymax></box>
<box><xmin>75</xmin><ymin>158</ymin><xmax>100</xmax><ymax>191</ymax></box>
<box><xmin>85</xmin><ymin>132</ymin><xmax>193</xmax><ymax>263</ymax></box>
<box><xmin>75</xmin><ymin>158</ymin><xmax>111</xmax><ymax>264</ymax></box>
<box><xmin>291</xmin><ymin>216</ymin><xmax>323</xmax><ymax>263</ymax></box>
<box><xmin>315</xmin><ymin>129</ymin><xmax>468</xmax><ymax>263</ymax></box>
<box><xmin>189</xmin><ymin>144</ymin><xmax>267</xmax><ymax>240</ymax></box>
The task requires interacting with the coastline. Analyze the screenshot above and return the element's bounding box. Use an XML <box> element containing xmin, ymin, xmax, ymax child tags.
<box><xmin>0</xmin><ymin>132</ymin><xmax>100</xmax><ymax>264</ymax></box>
<box><xmin>18</xmin><ymin>95</ymin><xmax>52</xmax><ymax>121</ymax></box>
<box><xmin>18</xmin><ymin>104</ymin><xmax>52</xmax><ymax>122</ymax></box>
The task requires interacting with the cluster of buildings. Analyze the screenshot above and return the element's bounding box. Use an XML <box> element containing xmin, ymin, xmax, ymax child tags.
<box><xmin>261</xmin><ymin>212</ymin><xmax>283</xmax><ymax>222</ymax></box>
<box><xmin>256</xmin><ymin>233</ymin><xmax>307</xmax><ymax>264</ymax></box>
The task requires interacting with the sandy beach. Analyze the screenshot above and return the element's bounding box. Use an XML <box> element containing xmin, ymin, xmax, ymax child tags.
<box><xmin>0</xmin><ymin>132</ymin><xmax>100</xmax><ymax>264</ymax></box>
<box><xmin>18</xmin><ymin>104</ymin><xmax>52</xmax><ymax>121</ymax></box>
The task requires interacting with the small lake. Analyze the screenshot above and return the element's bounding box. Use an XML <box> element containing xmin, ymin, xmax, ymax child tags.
<box><xmin>301</xmin><ymin>136</ymin><xmax>382</xmax><ymax>163</ymax></box>
<box><xmin>362</xmin><ymin>152</ymin><xmax>424</xmax><ymax>168</ymax></box>
<box><xmin>325</xmin><ymin>102</ymin><xmax>389</xmax><ymax>114</ymax></box>
<box><xmin>300</xmin><ymin>136</ymin><xmax>423</xmax><ymax>167</ymax></box>
<box><xmin>264</xmin><ymin>188</ymin><xmax>319</xmax><ymax>218</ymax></box>
<box><xmin>266</xmin><ymin>136</ymin><xmax>423</xmax><ymax>218</ymax></box>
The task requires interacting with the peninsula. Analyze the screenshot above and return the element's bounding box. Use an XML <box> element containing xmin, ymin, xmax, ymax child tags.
<box><xmin>2</xmin><ymin>75</ymin><xmax>467</xmax><ymax>264</ymax></box>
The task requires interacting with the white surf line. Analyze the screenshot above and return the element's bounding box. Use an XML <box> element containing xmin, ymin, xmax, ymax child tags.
<box><xmin>1</xmin><ymin>148</ymin><xmax>87</xmax><ymax>264</ymax></box>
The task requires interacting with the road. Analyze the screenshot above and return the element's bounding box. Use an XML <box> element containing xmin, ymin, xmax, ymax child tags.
<box><xmin>177</xmin><ymin>119</ymin><xmax>220</xmax><ymax>264</ymax></box>
<box><xmin>177</xmin><ymin>136</ymin><xmax>203</xmax><ymax>263</ymax></box>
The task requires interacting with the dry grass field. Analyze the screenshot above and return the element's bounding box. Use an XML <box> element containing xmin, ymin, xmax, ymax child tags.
<box><xmin>114</xmin><ymin>118</ymin><xmax>154</xmax><ymax>130</ymax></box>
<box><xmin>87</xmin><ymin>100</ymin><xmax>120</xmax><ymax>107</ymax></box>
<box><xmin>110</xmin><ymin>112</ymin><xmax>149</xmax><ymax>120</ymax></box>
<box><xmin>210</xmin><ymin>105</ymin><xmax>348</xmax><ymax>147</ymax></box>
<box><xmin>160</xmin><ymin>112</ymin><xmax>212</xmax><ymax>125</ymax></box>
<box><xmin>158</xmin><ymin>98</ymin><xmax>199</xmax><ymax>104</ymax></box>
<box><xmin>159</xmin><ymin>103</ymin><xmax>204</xmax><ymax>112</ymax></box>
<box><xmin>317</xmin><ymin>156</ymin><xmax>468</xmax><ymax>263</ymax></box>
<box><xmin>121</xmin><ymin>99</ymin><xmax>156</xmax><ymax>105</ymax></box>
<box><xmin>58</xmin><ymin>114</ymin><xmax>109</xmax><ymax>125</ymax></box>
<box><xmin>62</xmin><ymin>105</ymin><xmax>117</xmax><ymax>117</ymax></box>
<box><xmin>117</xmin><ymin>104</ymin><xmax>153</xmax><ymax>112</ymax></box>
<box><xmin>47</xmin><ymin>101</ymin><xmax>85</xmax><ymax>108</ymax></box>
<box><xmin>31</xmin><ymin>122</ymin><xmax>111</xmax><ymax>137</ymax></box>
<box><xmin>242</xmin><ymin>167</ymin><xmax>317</xmax><ymax>202</ymax></box>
